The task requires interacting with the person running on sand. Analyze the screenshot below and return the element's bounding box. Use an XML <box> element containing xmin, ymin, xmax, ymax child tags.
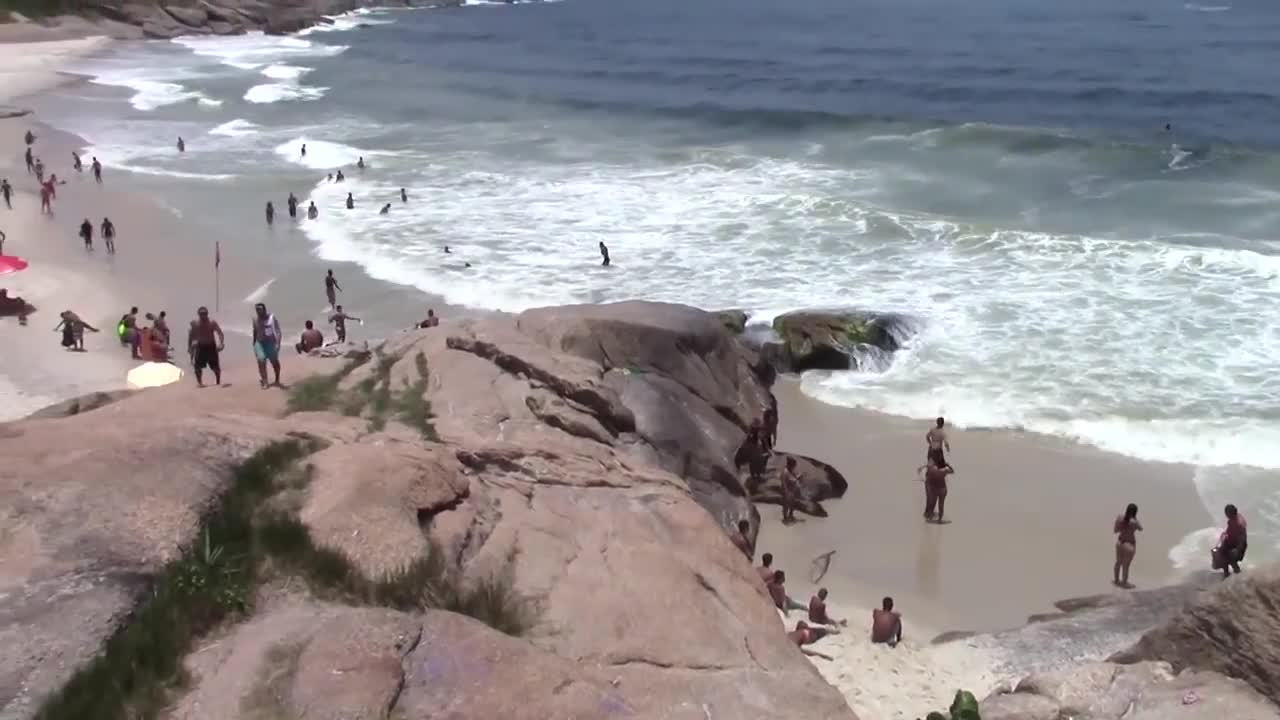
<box><xmin>287</xmin><ymin>192</ymin><xmax>298</xmax><ymax>219</ymax></box>
<box><xmin>756</xmin><ymin>552</ymin><xmax>775</xmax><ymax>585</ymax></box>
<box><xmin>295</xmin><ymin>320</ymin><xmax>323</xmax><ymax>354</ymax></box>
<box><xmin>1214</xmin><ymin>504</ymin><xmax>1247</xmax><ymax>578</ymax></box>
<box><xmin>34</xmin><ymin>159</ymin><xmax>44</xmax><ymax>184</ymax></box>
<box><xmin>79</xmin><ymin>218</ymin><xmax>93</xmax><ymax>251</ymax></box>
<box><xmin>926</xmin><ymin>417</ymin><xmax>950</xmax><ymax>468</ymax></box>
<box><xmin>55</xmin><ymin>311</ymin><xmax>99</xmax><ymax>351</ymax></box>
<box><xmin>871</xmin><ymin>597</ymin><xmax>903</xmax><ymax>647</ymax></box>
<box><xmin>177</xmin><ymin>137</ymin><xmax>185</xmax><ymax>153</ymax></box>
<box><xmin>324</xmin><ymin>269</ymin><xmax>341</xmax><ymax>309</ymax></box>
<box><xmin>328</xmin><ymin>304</ymin><xmax>361</xmax><ymax>343</ymax></box>
<box><xmin>251</xmin><ymin>302</ymin><xmax>282</xmax><ymax>388</ymax></box>
<box><xmin>188</xmin><ymin>306</ymin><xmax>225</xmax><ymax>387</ymax></box>
<box><xmin>92</xmin><ymin>157</ymin><xmax>102</xmax><ymax>184</ymax></box>
<box><xmin>1</xmin><ymin>178</ymin><xmax>11</xmax><ymax>209</ymax></box>
<box><xmin>379</xmin><ymin>203</ymin><xmax>391</xmax><ymax>215</ymax></box>
<box><xmin>345</xmin><ymin>192</ymin><xmax>354</xmax><ymax>210</ymax></box>
<box><xmin>731</xmin><ymin>519</ymin><xmax>753</xmax><ymax>559</ymax></box>
<box><xmin>101</xmin><ymin>217</ymin><xmax>116</xmax><ymax>254</ymax></box>
<box><xmin>72</xmin><ymin>151</ymin><xmax>82</xmax><ymax>172</ymax></box>
<box><xmin>1112</xmin><ymin>503</ymin><xmax>1142</xmax><ymax>588</ymax></box>
<box><xmin>265</xmin><ymin>201</ymin><xmax>275</xmax><ymax>225</ymax></box>
<box><xmin>808</xmin><ymin>588</ymin><xmax>847</xmax><ymax>627</ymax></box>
<box><xmin>599</xmin><ymin>241</ymin><xmax>610</xmax><ymax>266</ymax></box>
<box><xmin>923</xmin><ymin>460</ymin><xmax>954</xmax><ymax>523</ymax></box>
<box><xmin>767</xmin><ymin>570</ymin><xmax>806</xmax><ymax>613</ymax></box>
<box><xmin>400</xmin><ymin>187</ymin><xmax>407</xmax><ymax>203</ymax></box>
<box><xmin>24</xmin><ymin>146</ymin><xmax>33</xmax><ymax>174</ymax></box>
<box><xmin>307</xmin><ymin>201</ymin><xmax>319</xmax><ymax>220</ymax></box>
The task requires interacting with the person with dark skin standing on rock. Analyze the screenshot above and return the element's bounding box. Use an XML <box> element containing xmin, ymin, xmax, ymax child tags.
<box><xmin>731</xmin><ymin>519</ymin><xmax>753</xmax><ymax>559</ymax></box>
<box><xmin>1113</xmin><ymin>503</ymin><xmax>1142</xmax><ymax>589</ymax></box>
<box><xmin>188</xmin><ymin>306</ymin><xmax>225</xmax><ymax>388</ymax></box>
<box><xmin>871</xmin><ymin>597</ymin><xmax>903</xmax><ymax>647</ymax></box>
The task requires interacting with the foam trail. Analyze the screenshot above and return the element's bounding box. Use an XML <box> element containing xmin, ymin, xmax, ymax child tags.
<box><xmin>244</xmin><ymin>278</ymin><xmax>277</xmax><ymax>304</ymax></box>
<box><xmin>209</xmin><ymin>119</ymin><xmax>260</xmax><ymax>137</ymax></box>
<box><xmin>274</xmin><ymin>138</ymin><xmax>368</xmax><ymax>169</ymax></box>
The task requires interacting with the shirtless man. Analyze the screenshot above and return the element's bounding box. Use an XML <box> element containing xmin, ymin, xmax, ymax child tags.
<box><xmin>295</xmin><ymin>320</ymin><xmax>324</xmax><ymax>354</ymax></box>
<box><xmin>781</xmin><ymin>456</ymin><xmax>801</xmax><ymax>524</ymax></box>
<box><xmin>324</xmin><ymin>269</ymin><xmax>341</xmax><ymax>310</ymax></box>
<box><xmin>787</xmin><ymin>620</ymin><xmax>838</xmax><ymax>649</ymax></box>
<box><xmin>926</xmin><ymin>417</ymin><xmax>950</xmax><ymax>468</ymax></box>
<box><xmin>731</xmin><ymin>519</ymin><xmax>753</xmax><ymax>559</ymax></box>
<box><xmin>767</xmin><ymin>570</ymin><xmax>806</xmax><ymax>613</ymax></box>
<box><xmin>91</xmin><ymin>157</ymin><xmax>102</xmax><ymax>184</ymax></box>
<box><xmin>1215</xmin><ymin>504</ymin><xmax>1248</xmax><ymax>578</ymax></box>
<box><xmin>756</xmin><ymin>552</ymin><xmax>775</xmax><ymax>585</ymax></box>
<box><xmin>923</xmin><ymin>461</ymin><xmax>954</xmax><ymax>523</ymax></box>
<box><xmin>307</xmin><ymin>201</ymin><xmax>319</xmax><ymax>220</ymax></box>
<box><xmin>79</xmin><ymin>218</ymin><xmax>93</xmax><ymax>250</ymax></box>
<box><xmin>329</xmin><ymin>304</ymin><xmax>360</xmax><ymax>343</ymax></box>
<box><xmin>416</xmin><ymin>308</ymin><xmax>439</xmax><ymax>328</ymax></box>
<box><xmin>188</xmin><ymin>306</ymin><xmax>225</xmax><ymax>387</ymax></box>
<box><xmin>287</xmin><ymin>192</ymin><xmax>298</xmax><ymax>219</ymax></box>
<box><xmin>871</xmin><ymin>597</ymin><xmax>903</xmax><ymax>647</ymax></box>
<box><xmin>101</xmin><ymin>217</ymin><xmax>116</xmax><ymax>254</ymax></box>
<box><xmin>808</xmin><ymin>588</ymin><xmax>847</xmax><ymax>627</ymax></box>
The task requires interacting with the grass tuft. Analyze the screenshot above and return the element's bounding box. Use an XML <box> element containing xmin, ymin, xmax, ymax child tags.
<box><xmin>286</xmin><ymin>356</ymin><xmax>368</xmax><ymax>413</ymax></box>
<box><xmin>395</xmin><ymin>353</ymin><xmax>439</xmax><ymax>441</ymax></box>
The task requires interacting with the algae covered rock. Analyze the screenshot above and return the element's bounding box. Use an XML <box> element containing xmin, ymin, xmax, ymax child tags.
<box><xmin>772</xmin><ymin>310</ymin><xmax>916</xmax><ymax>372</ymax></box>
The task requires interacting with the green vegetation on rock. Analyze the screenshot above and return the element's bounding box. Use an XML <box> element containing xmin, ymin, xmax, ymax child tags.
<box><xmin>922</xmin><ymin>689</ymin><xmax>980</xmax><ymax>720</ymax></box>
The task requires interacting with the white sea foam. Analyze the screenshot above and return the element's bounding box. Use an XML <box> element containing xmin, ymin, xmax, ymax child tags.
<box><xmin>260</xmin><ymin>64</ymin><xmax>312</xmax><ymax>80</ymax></box>
<box><xmin>296</xmin><ymin>8</ymin><xmax>396</xmax><ymax>35</ymax></box>
<box><xmin>88</xmin><ymin>74</ymin><xmax>220</xmax><ymax>112</ymax></box>
<box><xmin>245</xmin><ymin>82</ymin><xmax>327</xmax><ymax>104</ymax></box>
<box><xmin>209</xmin><ymin>119</ymin><xmax>261</xmax><ymax>137</ymax></box>
<box><xmin>173</xmin><ymin>33</ymin><xmax>347</xmax><ymax>71</ymax></box>
<box><xmin>1184</xmin><ymin>3</ymin><xmax>1231</xmax><ymax>12</ymax></box>
<box><xmin>274</xmin><ymin>137</ymin><xmax>369</xmax><ymax>169</ymax></box>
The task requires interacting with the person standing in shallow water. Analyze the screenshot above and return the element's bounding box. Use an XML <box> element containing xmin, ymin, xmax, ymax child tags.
<box><xmin>400</xmin><ymin>187</ymin><xmax>407</xmax><ymax>203</ymax></box>
<box><xmin>177</xmin><ymin>137</ymin><xmax>185</xmax><ymax>153</ymax></box>
<box><xmin>287</xmin><ymin>192</ymin><xmax>298</xmax><ymax>219</ymax></box>
<box><xmin>345</xmin><ymin>192</ymin><xmax>354</xmax><ymax>210</ymax></box>
<box><xmin>265</xmin><ymin>201</ymin><xmax>274</xmax><ymax>225</ymax></box>
<box><xmin>300</xmin><ymin>143</ymin><xmax>307</xmax><ymax>158</ymax></box>
<box><xmin>599</xmin><ymin>241</ymin><xmax>610</xmax><ymax>266</ymax></box>
<box><xmin>1113</xmin><ymin>503</ymin><xmax>1142</xmax><ymax>588</ymax></box>
<box><xmin>307</xmin><ymin>201</ymin><xmax>318</xmax><ymax>220</ymax></box>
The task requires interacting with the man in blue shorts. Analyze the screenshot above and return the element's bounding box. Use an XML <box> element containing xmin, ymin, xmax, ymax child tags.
<box><xmin>251</xmin><ymin>302</ymin><xmax>282</xmax><ymax>388</ymax></box>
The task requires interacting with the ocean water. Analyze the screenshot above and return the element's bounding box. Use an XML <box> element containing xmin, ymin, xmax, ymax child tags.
<box><xmin>30</xmin><ymin>0</ymin><xmax>1280</xmax><ymax>567</ymax></box>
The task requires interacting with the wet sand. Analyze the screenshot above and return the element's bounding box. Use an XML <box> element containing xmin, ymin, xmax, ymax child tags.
<box><xmin>757</xmin><ymin>376</ymin><xmax>1210</xmax><ymax>636</ymax></box>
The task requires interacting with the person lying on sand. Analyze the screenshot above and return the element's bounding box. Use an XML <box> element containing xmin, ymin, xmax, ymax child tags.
<box><xmin>731</xmin><ymin>519</ymin><xmax>753</xmax><ymax>559</ymax></box>
<box><xmin>871</xmin><ymin>597</ymin><xmax>903</xmax><ymax>648</ymax></box>
<box><xmin>756</xmin><ymin>552</ymin><xmax>775</xmax><ymax>586</ymax></box>
<box><xmin>767</xmin><ymin>570</ymin><xmax>806</xmax><ymax>614</ymax></box>
<box><xmin>808</xmin><ymin>588</ymin><xmax>847</xmax><ymax>628</ymax></box>
<box><xmin>788</xmin><ymin>620</ymin><xmax>837</xmax><ymax>660</ymax></box>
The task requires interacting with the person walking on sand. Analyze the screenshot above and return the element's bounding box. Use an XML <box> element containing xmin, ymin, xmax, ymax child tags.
<box><xmin>91</xmin><ymin>157</ymin><xmax>102</xmax><ymax>184</ymax></box>
<box><xmin>599</xmin><ymin>241</ymin><xmax>610</xmax><ymax>266</ymax></box>
<box><xmin>72</xmin><ymin>151</ymin><xmax>82</xmax><ymax>172</ymax></box>
<box><xmin>1213</xmin><ymin>504</ymin><xmax>1247</xmax><ymax>578</ymax></box>
<box><xmin>265</xmin><ymin>201</ymin><xmax>275</xmax><ymax>225</ymax></box>
<box><xmin>324</xmin><ymin>269</ymin><xmax>341</xmax><ymax>310</ymax></box>
<box><xmin>307</xmin><ymin>201</ymin><xmax>318</xmax><ymax>220</ymax></box>
<box><xmin>251</xmin><ymin>302</ymin><xmax>282</xmax><ymax>388</ymax></box>
<box><xmin>1</xmin><ymin>178</ymin><xmax>11</xmax><ymax>209</ymax></box>
<box><xmin>400</xmin><ymin>187</ymin><xmax>407</xmax><ymax>203</ymax></box>
<box><xmin>79</xmin><ymin>218</ymin><xmax>93</xmax><ymax>251</ymax></box>
<box><xmin>101</xmin><ymin>217</ymin><xmax>116</xmax><ymax>254</ymax></box>
<box><xmin>871</xmin><ymin>597</ymin><xmax>903</xmax><ymax>647</ymax></box>
<box><xmin>781</xmin><ymin>455</ymin><xmax>801</xmax><ymax>524</ymax></box>
<box><xmin>188</xmin><ymin>306</ymin><xmax>225</xmax><ymax>387</ymax></box>
<box><xmin>328</xmin><ymin>304</ymin><xmax>361</xmax><ymax>343</ymax></box>
<box><xmin>177</xmin><ymin>137</ymin><xmax>185</xmax><ymax>153</ymax></box>
<box><xmin>34</xmin><ymin>158</ymin><xmax>44</xmax><ymax>184</ymax></box>
<box><xmin>926</xmin><ymin>417</ymin><xmax>950</xmax><ymax>468</ymax></box>
<box><xmin>923</xmin><ymin>460</ymin><xmax>954</xmax><ymax>523</ymax></box>
<box><xmin>345</xmin><ymin>192</ymin><xmax>354</xmax><ymax>210</ymax></box>
<box><xmin>55</xmin><ymin>311</ymin><xmax>99</xmax><ymax>351</ymax></box>
<box><xmin>24</xmin><ymin>146</ymin><xmax>33</xmax><ymax>175</ymax></box>
<box><xmin>1113</xmin><ymin>503</ymin><xmax>1142</xmax><ymax>589</ymax></box>
<box><xmin>287</xmin><ymin>192</ymin><xmax>298</xmax><ymax>219</ymax></box>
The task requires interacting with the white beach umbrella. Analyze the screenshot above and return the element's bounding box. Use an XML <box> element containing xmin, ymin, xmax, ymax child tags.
<box><xmin>127</xmin><ymin>362</ymin><xmax>184</xmax><ymax>389</ymax></box>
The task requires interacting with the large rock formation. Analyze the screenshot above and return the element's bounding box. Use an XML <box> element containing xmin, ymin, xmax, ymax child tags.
<box><xmin>0</xmin><ymin>303</ymin><xmax>856</xmax><ymax>719</ymax></box>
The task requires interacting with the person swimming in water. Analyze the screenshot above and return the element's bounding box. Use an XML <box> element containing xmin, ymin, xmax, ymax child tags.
<box><xmin>307</xmin><ymin>201</ymin><xmax>319</xmax><ymax>220</ymax></box>
<box><xmin>379</xmin><ymin>203</ymin><xmax>391</xmax><ymax>215</ymax></box>
<box><xmin>357</xmin><ymin>156</ymin><xmax>365</xmax><ymax>170</ymax></box>
<box><xmin>345</xmin><ymin>193</ymin><xmax>354</xmax><ymax>210</ymax></box>
<box><xmin>336</xmin><ymin>170</ymin><xmax>345</xmax><ymax>182</ymax></box>
<box><xmin>599</xmin><ymin>241</ymin><xmax>610</xmax><ymax>266</ymax></box>
<box><xmin>400</xmin><ymin>187</ymin><xmax>407</xmax><ymax>203</ymax></box>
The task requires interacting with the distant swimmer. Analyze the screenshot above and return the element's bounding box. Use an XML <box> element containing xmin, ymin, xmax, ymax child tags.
<box><xmin>177</xmin><ymin>136</ymin><xmax>185</xmax><ymax>153</ymax></box>
<box><xmin>324</xmin><ymin>269</ymin><xmax>341</xmax><ymax>310</ymax></box>
<box><xmin>91</xmin><ymin>156</ymin><xmax>102</xmax><ymax>184</ymax></box>
<box><xmin>336</xmin><ymin>170</ymin><xmax>345</xmax><ymax>182</ymax></box>
<box><xmin>357</xmin><ymin>156</ymin><xmax>365</xmax><ymax>170</ymax></box>
<box><xmin>443</xmin><ymin>245</ymin><xmax>451</xmax><ymax>254</ymax></box>
<box><xmin>72</xmin><ymin>151</ymin><xmax>82</xmax><ymax>172</ymax></box>
<box><xmin>327</xmin><ymin>173</ymin><xmax>333</xmax><ymax>182</ymax></box>
<box><xmin>265</xmin><ymin>201</ymin><xmax>275</xmax><ymax>225</ymax></box>
<box><xmin>328</xmin><ymin>304</ymin><xmax>361</xmax><ymax>343</ymax></box>
<box><xmin>1165</xmin><ymin>123</ymin><xmax>1172</xmax><ymax>132</ymax></box>
<box><xmin>307</xmin><ymin>201</ymin><xmax>318</xmax><ymax>220</ymax></box>
<box><xmin>345</xmin><ymin>192</ymin><xmax>354</xmax><ymax>210</ymax></box>
<box><xmin>400</xmin><ymin>187</ymin><xmax>407</xmax><ymax>203</ymax></box>
<box><xmin>301</xmin><ymin>143</ymin><xmax>307</xmax><ymax>158</ymax></box>
<box><xmin>379</xmin><ymin>203</ymin><xmax>391</xmax><ymax>215</ymax></box>
<box><xmin>599</xmin><ymin>241</ymin><xmax>610</xmax><ymax>266</ymax></box>
<box><xmin>287</xmin><ymin>192</ymin><xmax>298</xmax><ymax>219</ymax></box>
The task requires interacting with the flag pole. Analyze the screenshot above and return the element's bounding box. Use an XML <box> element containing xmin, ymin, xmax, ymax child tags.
<box><xmin>215</xmin><ymin>241</ymin><xmax>221</xmax><ymax>312</ymax></box>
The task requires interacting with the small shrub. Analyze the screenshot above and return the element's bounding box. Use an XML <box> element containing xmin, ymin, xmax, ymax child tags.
<box><xmin>395</xmin><ymin>353</ymin><xmax>439</xmax><ymax>441</ymax></box>
<box><xmin>285</xmin><ymin>356</ymin><xmax>369</xmax><ymax>413</ymax></box>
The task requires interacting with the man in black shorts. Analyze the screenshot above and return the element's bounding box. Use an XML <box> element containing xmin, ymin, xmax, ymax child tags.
<box><xmin>187</xmin><ymin>306</ymin><xmax>225</xmax><ymax>387</ymax></box>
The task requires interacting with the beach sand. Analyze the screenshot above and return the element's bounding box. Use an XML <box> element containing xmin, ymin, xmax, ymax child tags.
<box><xmin>758</xmin><ymin>377</ymin><xmax>1208</xmax><ymax>635</ymax></box>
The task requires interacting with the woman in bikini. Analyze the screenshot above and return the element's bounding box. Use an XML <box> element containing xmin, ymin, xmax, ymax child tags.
<box><xmin>1113</xmin><ymin>503</ymin><xmax>1142</xmax><ymax>588</ymax></box>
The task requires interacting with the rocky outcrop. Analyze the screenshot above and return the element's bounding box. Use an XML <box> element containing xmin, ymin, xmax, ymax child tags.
<box><xmin>770</xmin><ymin>310</ymin><xmax>918</xmax><ymax>373</ymax></box>
<box><xmin>981</xmin><ymin>661</ymin><xmax>1278</xmax><ymax>720</ymax></box>
<box><xmin>1</xmin><ymin>303</ymin><xmax>856</xmax><ymax>719</ymax></box>
<box><xmin>1109</xmin><ymin>564</ymin><xmax>1280</xmax><ymax>707</ymax></box>
<box><xmin>748</xmin><ymin>452</ymin><xmax>848</xmax><ymax>517</ymax></box>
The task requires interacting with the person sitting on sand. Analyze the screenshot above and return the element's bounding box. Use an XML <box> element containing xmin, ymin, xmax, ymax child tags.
<box><xmin>871</xmin><ymin>597</ymin><xmax>903</xmax><ymax>647</ymax></box>
<box><xmin>731</xmin><ymin>519</ymin><xmax>753</xmax><ymax>559</ymax></box>
<box><xmin>926</xmin><ymin>416</ymin><xmax>950</xmax><ymax>468</ymax></box>
<box><xmin>808</xmin><ymin>588</ymin><xmax>847</xmax><ymax>627</ymax></box>
<box><xmin>1213</xmin><ymin>504</ymin><xmax>1247</xmax><ymax>578</ymax></box>
<box><xmin>756</xmin><ymin>552</ymin><xmax>775</xmax><ymax>585</ymax></box>
<box><xmin>416</xmin><ymin>308</ymin><xmax>439</xmax><ymax>329</ymax></box>
<box><xmin>1113</xmin><ymin>503</ymin><xmax>1142</xmax><ymax>588</ymax></box>
<box><xmin>328</xmin><ymin>304</ymin><xmax>360</xmax><ymax>344</ymax></box>
<box><xmin>296</xmin><ymin>320</ymin><xmax>324</xmax><ymax>354</ymax></box>
<box><xmin>923</xmin><ymin>461</ymin><xmax>954</xmax><ymax>523</ymax></box>
<box><xmin>767</xmin><ymin>570</ymin><xmax>806</xmax><ymax>613</ymax></box>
